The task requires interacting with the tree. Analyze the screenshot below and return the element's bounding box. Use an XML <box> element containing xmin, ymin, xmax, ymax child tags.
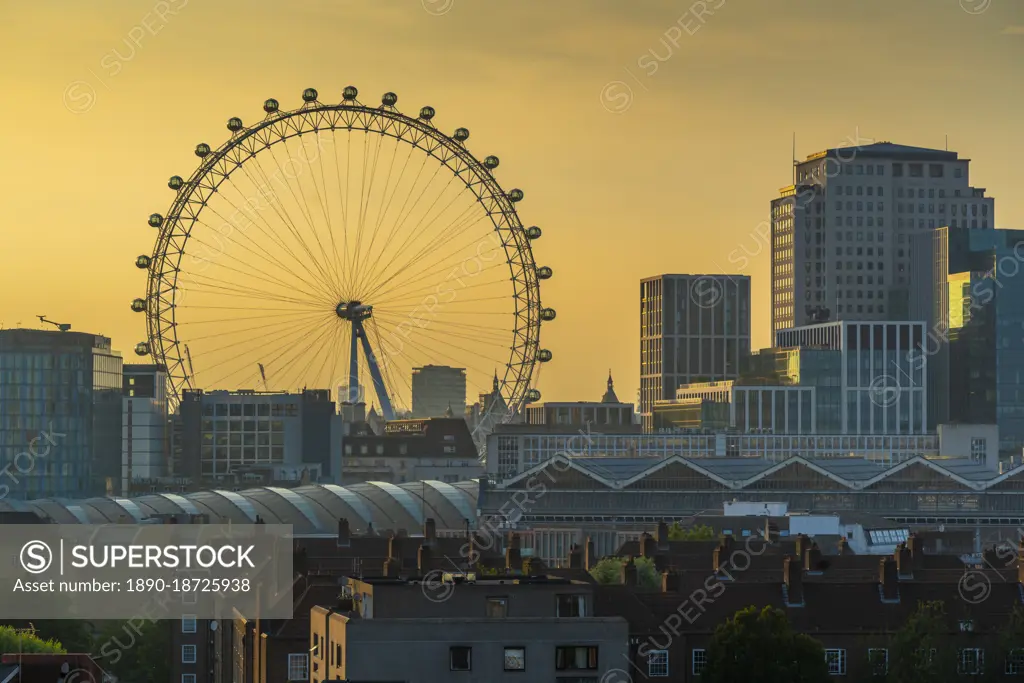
<box><xmin>885</xmin><ymin>600</ymin><xmax>960</xmax><ymax>683</ymax></box>
<box><xmin>668</xmin><ymin>523</ymin><xmax>715</xmax><ymax>541</ymax></box>
<box><xmin>0</xmin><ymin>625</ymin><xmax>66</xmax><ymax>654</ymax></box>
<box><xmin>93</xmin><ymin>620</ymin><xmax>172</xmax><ymax>683</ymax></box>
<box><xmin>588</xmin><ymin>556</ymin><xmax>660</xmax><ymax>589</ymax></box>
<box><xmin>702</xmin><ymin>606</ymin><xmax>830</xmax><ymax>683</ymax></box>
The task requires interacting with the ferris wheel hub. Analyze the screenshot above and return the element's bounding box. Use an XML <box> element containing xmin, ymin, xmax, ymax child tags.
<box><xmin>336</xmin><ymin>300</ymin><xmax>372</xmax><ymax>322</ymax></box>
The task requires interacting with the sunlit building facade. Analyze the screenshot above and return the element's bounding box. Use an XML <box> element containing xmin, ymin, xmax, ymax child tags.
<box><xmin>0</xmin><ymin>329</ymin><xmax>122</xmax><ymax>498</ymax></box>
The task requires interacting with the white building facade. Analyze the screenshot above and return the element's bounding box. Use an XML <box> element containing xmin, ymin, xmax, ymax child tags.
<box><xmin>121</xmin><ymin>364</ymin><xmax>168</xmax><ymax>493</ymax></box>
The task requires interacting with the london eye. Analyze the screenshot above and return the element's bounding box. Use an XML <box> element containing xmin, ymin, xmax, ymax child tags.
<box><xmin>132</xmin><ymin>87</ymin><xmax>553</xmax><ymax>435</ymax></box>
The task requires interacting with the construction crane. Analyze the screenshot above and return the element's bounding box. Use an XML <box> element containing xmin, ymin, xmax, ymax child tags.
<box><xmin>37</xmin><ymin>315</ymin><xmax>70</xmax><ymax>332</ymax></box>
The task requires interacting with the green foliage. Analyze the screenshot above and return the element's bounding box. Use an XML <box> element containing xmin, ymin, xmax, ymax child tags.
<box><xmin>94</xmin><ymin>620</ymin><xmax>172</xmax><ymax>683</ymax></box>
<box><xmin>668</xmin><ymin>523</ymin><xmax>716</xmax><ymax>541</ymax></box>
<box><xmin>588</xmin><ymin>556</ymin><xmax>660</xmax><ymax>589</ymax></box>
<box><xmin>0</xmin><ymin>625</ymin><xmax>66</xmax><ymax>654</ymax></box>
<box><xmin>702</xmin><ymin>606</ymin><xmax>830</xmax><ymax>683</ymax></box>
<box><xmin>886</xmin><ymin>600</ymin><xmax>960</xmax><ymax>683</ymax></box>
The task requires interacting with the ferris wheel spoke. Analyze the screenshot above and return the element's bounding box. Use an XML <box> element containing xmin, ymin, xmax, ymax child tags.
<box><xmin>198</xmin><ymin>313</ymin><xmax>335</xmax><ymax>390</ymax></box>
<box><xmin>278</xmin><ymin>322</ymin><xmax>342</xmax><ymax>393</ymax></box>
<box><xmin>180</xmin><ymin>272</ymin><xmax>330</xmax><ymax>308</ymax></box>
<box><xmin>243</xmin><ymin>147</ymin><xmax>341</xmax><ymax>300</ymax></box>
<box><xmin>176</xmin><ymin>310</ymin><xmax>330</xmax><ymax>344</ymax></box>
<box><xmin>373</xmin><ymin>312</ymin><xmax>513</xmax><ymax>342</ymax></box>
<box><xmin>193</xmin><ymin>185</ymin><xmax>337</xmax><ymax>303</ymax></box>
<box><xmin>258</xmin><ymin>318</ymin><xmax>340</xmax><ymax>392</ymax></box>
<box><xmin>368</xmin><ymin>257</ymin><xmax>506</xmax><ymax>308</ymax></box>
<box><xmin>365</xmin><ymin>319</ymin><xmax>420</xmax><ymax>412</ymax></box>
<box><xmin>360</xmin><ymin>182</ymin><xmax>480</xmax><ymax>296</ymax></box>
<box><xmin>373</xmin><ymin>311</ymin><xmax>512</xmax><ymax>357</ymax></box>
<box><xmin>353</xmin><ymin>135</ymin><xmax>408</xmax><ymax>301</ymax></box>
<box><xmin>183</xmin><ymin>234</ymin><xmax>332</xmax><ymax>306</ymax></box>
<box><xmin>372</xmin><ymin>275</ymin><xmax>509</xmax><ymax>311</ymax></box>
<box><xmin>190</xmin><ymin>310</ymin><xmax>333</xmax><ymax>360</ymax></box>
<box><xmin>361</xmin><ymin>207</ymin><xmax>491</xmax><ymax>303</ymax></box>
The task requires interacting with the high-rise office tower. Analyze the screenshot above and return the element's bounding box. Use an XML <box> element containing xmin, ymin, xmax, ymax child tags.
<box><xmin>121</xmin><ymin>364</ymin><xmax>168</xmax><ymax>493</ymax></box>
<box><xmin>0</xmin><ymin>328</ymin><xmax>122</xmax><ymax>498</ymax></box>
<box><xmin>911</xmin><ymin>227</ymin><xmax>1024</xmax><ymax>455</ymax></box>
<box><xmin>411</xmin><ymin>365</ymin><xmax>467</xmax><ymax>419</ymax></box>
<box><xmin>771</xmin><ymin>142</ymin><xmax>995</xmax><ymax>338</ymax></box>
<box><xmin>640</xmin><ymin>274</ymin><xmax>751</xmax><ymax>431</ymax></box>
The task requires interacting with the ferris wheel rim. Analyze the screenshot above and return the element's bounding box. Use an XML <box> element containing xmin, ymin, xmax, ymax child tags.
<box><xmin>143</xmin><ymin>92</ymin><xmax>543</xmax><ymax>421</ymax></box>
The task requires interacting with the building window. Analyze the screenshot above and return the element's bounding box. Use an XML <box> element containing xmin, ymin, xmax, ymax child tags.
<box><xmin>868</xmin><ymin>648</ymin><xmax>888</xmax><ymax>675</ymax></box>
<box><xmin>1006</xmin><ymin>648</ymin><xmax>1024</xmax><ymax>674</ymax></box>
<box><xmin>182</xmin><ymin>677</ymin><xmax>196</xmax><ymax>683</ymax></box>
<box><xmin>181</xmin><ymin>616</ymin><xmax>197</xmax><ymax>633</ymax></box>
<box><xmin>959</xmin><ymin>648</ymin><xmax>984</xmax><ymax>675</ymax></box>
<box><xmin>825</xmin><ymin>649</ymin><xmax>846</xmax><ymax>675</ymax></box>
<box><xmin>181</xmin><ymin>645</ymin><xmax>197</xmax><ymax>664</ymax></box>
<box><xmin>486</xmin><ymin>597</ymin><xmax>509</xmax><ymax>617</ymax></box>
<box><xmin>970</xmin><ymin>438</ymin><xmax>986</xmax><ymax>462</ymax></box>
<box><xmin>336</xmin><ymin>643</ymin><xmax>342</xmax><ymax>665</ymax></box>
<box><xmin>287</xmin><ymin>653</ymin><xmax>309</xmax><ymax>680</ymax></box>
<box><xmin>648</xmin><ymin>650</ymin><xmax>669</xmax><ymax>677</ymax></box>
<box><xmin>504</xmin><ymin>647</ymin><xmax>526</xmax><ymax>671</ymax></box>
<box><xmin>959</xmin><ymin>619</ymin><xmax>975</xmax><ymax>632</ymax></box>
<box><xmin>450</xmin><ymin>646</ymin><xmax>472</xmax><ymax>671</ymax></box>
<box><xmin>556</xmin><ymin>594</ymin><xmax>585</xmax><ymax>617</ymax></box>
<box><xmin>555</xmin><ymin>646</ymin><xmax>598</xmax><ymax>670</ymax></box>
<box><xmin>692</xmin><ymin>649</ymin><xmax>707</xmax><ymax>675</ymax></box>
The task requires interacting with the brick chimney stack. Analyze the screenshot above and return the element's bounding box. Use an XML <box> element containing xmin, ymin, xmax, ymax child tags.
<box><xmin>388</xmin><ymin>533</ymin><xmax>399</xmax><ymax>561</ymax></box>
<box><xmin>896</xmin><ymin>543</ymin><xmax>913</xmax><ymax>579</ymax></box>
<box><xmin>720</xmin><ymin>534</ymin><xmax>734</xmax><ymax>557</ymax></box>
<box><xmin>783</xmin><ymin>556</ymin><xmax>804</xmax><ymax>605</ymax></box>
<box><xmin>794</xmin><ymin>533</ymin><xmax>810</xmax><ymax>559</ymax></box>
<box><xmin>661</xmin><ymin>570</ymin><xmax>681</xmax><ymax>593</ymax></box>
<box><xmin>568</xmin><ymin>543</ymin><xmax>583</xmax><ymax>569</ymax></box>
<box><xmin>837</xmin><ymin>536</ymin><xmax>848</xmax><ymax>555</ymax></box>
<box><xmin>1018</xmin><ymin>537</ymin><xmax>1024</xmax><ymax>584</ymax></box>
<box><xmin>383</xmin><ymin>556</ymin><xmax>399</xmax><ymax>578</ymax></box>
<box><xmin>657</xmin><ymin>520</ymin><xmax>669</xmax><ymax>551</ymax></box>
<box><xmin>621</xmin><ymin>557</ymin><xmax>638</xmax><ymax>586</ymax></box>
<box><xmin>712</xmin><ymin>544</ymin><xmax>725</xmax><ymax>573</ymax></box>
<box><xmin>804</xmin><ymin>543</ymin><xmax>822</xmax><ymax>572</ymax></box>
<box><xmin>639</xmin><ymin>532</ymin><xmax>654</xmax><ymax>559</ymax></box>
<box><xmin>879</xmin><ymin>557</ymin><xmax>899</xmax><ymax>601</ymax></box>
<box><xmin>505</xmin><ymin>542</ymin><xmax>522</xmax><ymax>571</ymax></box>
<box><xmin>417</xmin><ymin>544</ymin><xmax>431</xmax><ymax>573</ymax></box>
<box><xmin>585</xmin><ymin>537</ymin><xmax>596</xmax><ymax>571</ymax></box>
<box><xmin>423</xmin><ymin>518</ymin><xmax>436</xmax><ymax>548</ymax></box>
<box><xmin>337</xmin><ymin>518</ymin><xmax>351</xmax><ymax>548</ymax></box>
<box><xmin>907</xmin><ymin>532</ymin><xmax>921</xmax><ymax>559</ymax></box>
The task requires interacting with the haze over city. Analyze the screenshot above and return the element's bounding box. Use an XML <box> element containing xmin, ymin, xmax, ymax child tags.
<box><xmin>2</xmin><ymin>0</ymin><xmax>1023</xmax><ymax>404</ymax></box>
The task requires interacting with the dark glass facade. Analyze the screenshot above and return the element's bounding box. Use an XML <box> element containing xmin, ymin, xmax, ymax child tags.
<box><xmin>912</xmin><ymin>228</ymin><xmax>1024</xmax><ymax>455</ymax></box>
<box><xmin>0</xmin><ymin>329</ymin><xmax>122</xmax><ymax>498</ymax></box>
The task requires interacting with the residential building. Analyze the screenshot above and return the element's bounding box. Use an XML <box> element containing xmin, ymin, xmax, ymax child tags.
<box><xmin>411</xmin><ymin>364</ymin><xmax>467</xmax><ymax>418</ymax></box>
<box><xmin>640</xmin><ymin>274</ymin><xmax>751</xmax><ymax>431</ymax></box>
<box><xmin>177</xmin><ymin>388</ymin><xmax>342</xmax><ymax>486</ymax></box>
<box><xmin>911</xmin><ymin>226</ymin><xmax>1024</xmax><ymax>455</ymax></box>
<box><xmin>342</xmin><ymin>416</ymin><xmax>483</xmax><ymax>485</ymax></box>
<box><xmin>121</xmin><ymin>363</ymin><xmax>168</xmax><ymax>493</ymax></box>
<box><xmin>772</xmin><ymin>141</ymin><xmax>996</xmax><ymax>337</ymax></box>
<box><xmin>0</xmin><ymin>328</ymin><xmax>122</xmax><ymax>498</ymax></box>
<box><xmin>776</xmin><ymin>320</ymin><xmax>928</xmax><ymax>434</ymax></box>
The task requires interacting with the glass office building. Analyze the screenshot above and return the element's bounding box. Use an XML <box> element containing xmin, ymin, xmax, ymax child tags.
<box><xmin>911</xmin><ymin>227</ymin><xmax>1024</xmax><ymax>455</ymax></box>
<box><xmin>0</xmin><ymin>329</ymin><xmax>122</xmax><ymax>498</ymax></box>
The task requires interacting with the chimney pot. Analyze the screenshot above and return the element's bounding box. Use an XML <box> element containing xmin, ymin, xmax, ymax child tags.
<box><xmin>837</xmin><ymin>536</ymin><xmax>848</xmax><ymax>555</ymax></box>
<box><xmin>424</xmin><ymin>518</ymin><xmax>436</xmax><ymax>547</ymax></box>
<box><xmin>639</xmin><ymin>532</ymin><xmax>654</xmax><ymax>558</ymax></box>
<box><xmin>417</xmin><ymin>544</ymin><xmax>431</xmax><ymax>573</ymax></box>
<box><xmin>505</xmin><ymin>545</ymin><xmax>522</xmax><ymax>571</ymax></box>
<box><xmin>804</xmin><ymin>543</ymin><xmax>822</xmax><ymax>572</ymax></box>
<box><xmin>621</xmin><ymin>557</ymin><xmax>638</xmax><ymax>586</ymax></box>
<box><xmin>657</xmin><ymin>520</ymin><xmax>669</xmax><ymax>550</ymax></box>
<box><xmin>661</xmin><ymin>570</ymin><xmax>680</xmax><ymax>593</ymax></box>
<box><xmin>584</xmin><ymin>537</ymin><xmax>596</xmax><ymax>571</ymax></box>
<box><xmin>568</xmin><ymin>543</ymin><xmax>583</xmax><ymax>569</ymax></box>
<box><xmin>896</xmin><ymin>543</ymin><xmax>913</xmax><ymax>578</ymax></box>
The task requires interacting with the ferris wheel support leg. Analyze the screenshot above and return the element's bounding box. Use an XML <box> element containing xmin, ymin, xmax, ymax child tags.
<box><xmin>349</xmin><ymin>324</ymin><xmax>360</xmax><ymax>403</ymax></box>
<box><xmin>356</xmin><ymin>321</ymin><xmax>395</xmax><ymax>421</ymax></box>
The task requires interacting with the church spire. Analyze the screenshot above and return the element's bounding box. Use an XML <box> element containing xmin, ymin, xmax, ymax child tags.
<box><xmin>492</xmin><ymin>370</ymin><xmax>499</xmax><ymax>393</ymax></box>
<box><xmin>602</xmin><ymin>369</ymin><xmax>619</xmax><ymax>403</ymax></box>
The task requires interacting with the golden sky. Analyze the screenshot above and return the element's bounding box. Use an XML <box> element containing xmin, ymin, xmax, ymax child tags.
<box><xmin>1</xmin><ymin>0</ymin><xmax>1022</xmax><ymax>408</ymax></box>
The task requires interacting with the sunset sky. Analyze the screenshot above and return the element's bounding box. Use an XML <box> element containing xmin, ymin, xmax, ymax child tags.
<box><xmin>1</xmin><ymin>0</ymin><xmax>1022</xmax><ymax>406</ymax></box>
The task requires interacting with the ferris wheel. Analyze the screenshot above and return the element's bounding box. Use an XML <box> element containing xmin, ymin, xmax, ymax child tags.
<box><xmin>132</xmin><ymin>86</ymin><xmax>554</xmax><ymax>432</ymax></box>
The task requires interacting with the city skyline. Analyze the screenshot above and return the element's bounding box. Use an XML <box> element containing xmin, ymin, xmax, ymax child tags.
<box><xmin>2</xmin><ymin>0</ymin><xmax>1023</xmax><ymax>408</ymax></box>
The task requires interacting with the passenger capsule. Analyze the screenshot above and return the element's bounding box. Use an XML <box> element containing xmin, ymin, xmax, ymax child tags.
<box><xmin>525</xmin><ymin>389</ymin><xmax>542</xmax><ymax>402</ymax></box>
<box><xmin>483</xmin><ymin>155</ymin><xmax>499</xmax><ymax>169</ymax></box>
<box><xmin>227</xmin><ymin>117</ymin><xmax>243</xmax><ymax>132</ymax></box>
<box><xmin>453</xmin><ymin>128</ymin><xmax>469</xmax><ymax>142</ymax></box>
<box><xmin>263</xmin><ymin>98</ymin><xmax>279</xmax><ymax>113</ymax></box>
<box><xmin>419</xmin><ymin>106</ymin><xmax>435</xmax><ymax>120</ymax></box>
<box><xmin>343</xmin><ymin>86</ymin><xmax>359</xmax><ymax>101</ymax></box>
<box><xmin>540</xmin><ymin>308</ymin><xmax>556</xmax><ymax>321</ymax></box>
<box><xmin>537</xmin><ymin>349</ymin><xmax>553</xmax><ymax>363</ymax></box>
<box><xmin>302</xmin><ymin>88</ymin><xmax>318</xmax><ymax>102</ymax></box>
<box><xmin>148</xmin><ymin>214</ymin><xmax>163</xmax><ymax>228</ymax></box>
<box><xmin>135</xmin><ymin>255</ymin><xmax>151</xmax><ymax>269</ymax></box>
<box><xmin>130</xmin><ymin>298</ymin><xmax>147</xmax><ymax>313</ymax></box>
<box><xmin>134</xmin><ymin>342</ymin><xmax>150</xmax><ymax>356</ymax></box>
<box><xmin>168</xmin><ymin>176</ymin><xmax>184</xmax><ymax>191</ymax></box>
<box><xmin>195</xmin><ymin>143</ymin><xmax>211</xmax><ymax>158</ymax></box>
<box><xmin>536</xmin><ymin>266</ymin><xmax>552</xmax><ymax>280</ymax></box>
<box><xmin>508</xmin><ymin>189</ymin><xmax>524</xmax><ymax>202</ymax></box>
<box><xmin>382</xmin><ymin>92</ymin><xmax>398</xmax><ymax>106</ymax></box>
<box><xmin>526</xmin><ymin>226</ymin><xmax>542</xmax><ymax>240</ymax></box>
